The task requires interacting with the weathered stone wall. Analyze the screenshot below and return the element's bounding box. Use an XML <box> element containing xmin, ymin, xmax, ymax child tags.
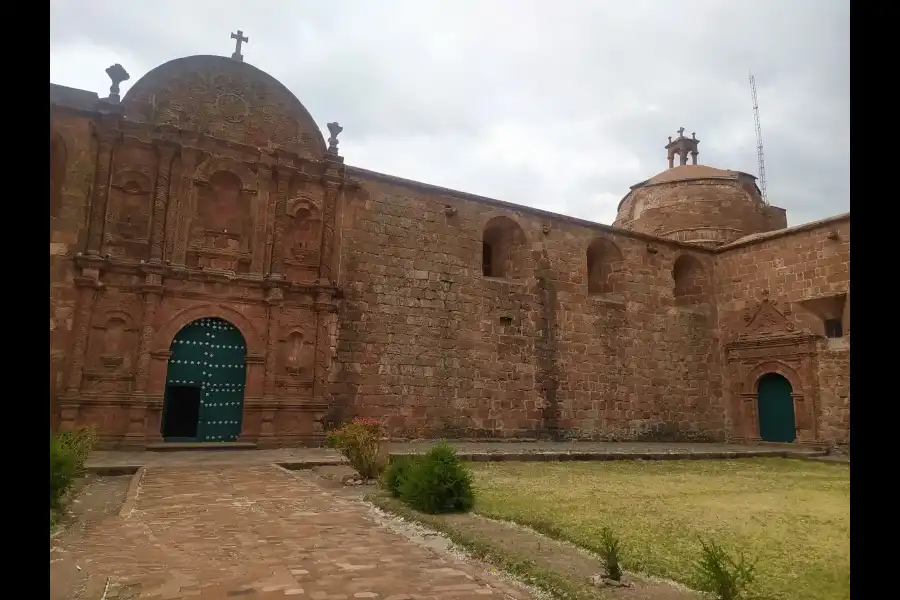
<box><xmin>330</xmin><ymin>169</ymin><xmax>724</xmax><ymax>440</ymax></box>
<box><xmin>50</xmin><ymin>104</ymin><xmax>97</xmax><ymax>431</ymax></box>
<box><xmin>714</xmin><ymin>215</ymin><xmax>850</xmax><ymax>443</ymax></box>
<box><xmin>615</xmin><ymin>177</ymin><xmax>785</xmax><ymax>247</ymax></box>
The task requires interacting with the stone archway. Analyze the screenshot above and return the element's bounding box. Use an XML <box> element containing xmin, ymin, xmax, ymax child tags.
<box><xmin>160</xmin><ymin>317</ymin><xmax>247</xmax><ymax>442</ymax></box>
<box><xmin>756</xmin><ymin>372</ymin><xmax>796</xmax><ymax>443</ymax></box>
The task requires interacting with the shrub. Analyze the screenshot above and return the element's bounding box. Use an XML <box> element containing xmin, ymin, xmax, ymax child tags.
<box><xmin>398</xmin><ymin>442</ymin><xmax>474</xmax><ymax>514</ymax></box>
<box><xmin>599</xmin><ymin>527</ymin><xmax>623</xmax><ymax>581</ymax></box>
<box><xmin>381</xmin><ymin>454</ymin><xmax>419</xmax><ymax>497</ymax></box>
<box><xmin>694</xmin><ymin>538</ymin><xmax>757</xmax><ymax>600</ymax></box>
<box><xmin>325</xmin><ymin>418</ymin><xmax>385</xmax><ymax>480</ymax></box>
<box><xmin>50</xmin><ymin>436</ymin><xmax>77</xmax><ymax>510</ymax></box>
<box><xmin>50</xmin><ymin>428</ymin><xmax>98</xmax><ymax>511</ymax></box>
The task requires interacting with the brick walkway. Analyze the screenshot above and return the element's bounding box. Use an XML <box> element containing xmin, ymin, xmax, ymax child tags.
<box><xmin>50</xmin><ymin>465</ymin><xmax>533</xmax><ymax>600</ymax></box>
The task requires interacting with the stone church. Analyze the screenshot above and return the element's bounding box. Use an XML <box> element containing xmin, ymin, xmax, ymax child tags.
<box><xmin>49</xmin><ymin>40</ymin><xmax>850</xmax><ymax>449</ymax></box>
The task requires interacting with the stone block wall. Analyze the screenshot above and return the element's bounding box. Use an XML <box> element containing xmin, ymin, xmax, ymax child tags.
<box><xmin>50</xmin><ymin>106</ymin><xmax>97</xmax><ymax>431</ymax></box>
<box><xmin>330</xmin><ymin>170</ymin><xmax>724</xmax><ymax>440</ymax></box>
<box><xmin>714</xmin><ymin>215</ymin><xmax>850</xmax><ymax>442</ymax></box>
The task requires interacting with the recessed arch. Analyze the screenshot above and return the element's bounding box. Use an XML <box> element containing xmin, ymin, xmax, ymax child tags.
<box><xmin>482</xmin><ymin>215</ymin><xmax>528</xmax><ymax>279</ymax></box>
<box><xmin>672</xmin><ymin>254</ymin><xmax>709</xmax><ymax>305</ymax></box>
<box><xmin>152</xmin><ymin>303</ymin><xmax>265</xmax><ymax>356</ymax></box>
<box><xmin>586</xmin><ymin>237</ymin><xmax>625</xmax><ymax>295</ymax></box>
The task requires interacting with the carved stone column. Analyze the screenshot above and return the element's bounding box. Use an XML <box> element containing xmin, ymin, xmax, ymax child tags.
<box><xmin>85</xmin><ymin>134</ymin><xmax>118</xmax><ymax>255</ymax></box>
<box><xmin>259</xmin><ymin>287</ymin><xmax>283</xmax><ymax>446</ymax></box>
<box><xmin>149</xmin><ymin>143</ymin><xmax>177</xmax><ymax>263</ymax></box>
<box><xmin>59</xmin><ymin>267</ymin><xmax>102</xmax><ymax>431</ymax></box>
<box><xmin>251</xmin><ymin>165</ymin><xmax>272</xmax><ymax>274</ymax></box>
<box><xmin>124</xmin><ymin>271</ymin><xmax>164</xmax><ymax>447</ymax></box>
<box><xmin>317</xmin><ymin>171</ymin><xmax>342</xmax><ymax>285</ymax></box>
<box><xmin>172</xmin><ymin>147</ymin><xmax>199</xmax><ymax>265</ymax></box>
<box><xmin>311</xmin><ymin>291</ymin><xmax>338</xmax><ymax>403</ymax></box>
<box><xmin>269</xmin><ymin>169</ymin><xmax>289</xmax><ymax>278</ymax></box>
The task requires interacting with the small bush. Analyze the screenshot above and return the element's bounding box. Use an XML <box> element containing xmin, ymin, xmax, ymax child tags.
<box><xmin>381</xmin><ymin>454</ymin><xmax>419</xmax><ymax>497</ymax></box>
<box><xmin>325</xmin><ymin>418</ymin><xmax>385</xmax><ymax>480</ymax></box>
<box><xmin>50</xmin><ymin>437</ymin><xmax>77</xmax><ymax>510</ymax></box>
<box><xmin>50</xmin><ymin>428</ymin><xmax>98</xmax><ymax>511</ymax></box>
<box><xmin>694</xmin><ymin>538</ymin><xmax>757</xmax><ymax>600</ymax></box>
<box><xmin>599</xmin><ymin>527</ymin><xmax>623</xmax><ymax>581</ymax></box>
<box><xmin>398</xmin><ymin>442</ymin><xmax>474</xmax><ymax>514</ymax></box>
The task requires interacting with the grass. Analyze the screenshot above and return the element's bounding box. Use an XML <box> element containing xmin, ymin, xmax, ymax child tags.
<box><xmin>469</xmin><ymin>459</ymin><xmax>849</xmax><ymax>600</ymax></box>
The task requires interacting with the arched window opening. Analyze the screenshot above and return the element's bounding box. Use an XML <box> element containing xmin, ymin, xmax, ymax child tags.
<box><xmin>482</xmin><ymin>216</ymin><xmax>527</xmax><ymax>279</ymax></box>
<box><xmin>586</xmin><ymin>238</ymin><xmax>625</xmax><ymax>296</ymax></box>
<box><xmin>672</xmin><ymin>254</ymin><xmax>709</xmax><ymax>306</ymax></box>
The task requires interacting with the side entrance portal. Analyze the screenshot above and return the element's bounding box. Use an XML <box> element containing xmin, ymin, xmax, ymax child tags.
<box><xmin>756</xmin><ymin>373</ymin><xmax>796</xmax><ymax>443</ymax></box>
<box><xmin>161</xmin><ymin>317</ymin><xmax>247</xmax><ymax>442</ymax></box>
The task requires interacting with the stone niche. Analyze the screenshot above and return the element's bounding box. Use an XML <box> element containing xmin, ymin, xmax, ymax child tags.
<box><xmin>188</xmin><ymin>165</ymin><xmax>256</xmax><ymax>273</ymax></box>
<box><xmin>284</xmin><ymin>194</ymin><xmax>322</xmax><ymax>283</ymax></box>
<box><xmin>103</xmin><ymin>148</ymin><xmax>156</xmax><ymax>261</ymax></box>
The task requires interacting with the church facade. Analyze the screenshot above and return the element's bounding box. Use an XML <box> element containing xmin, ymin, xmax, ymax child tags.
<box><xmin>49</xmin><ymin>46</ymin><xmax>850</xmax><ymax>449</ymax></box>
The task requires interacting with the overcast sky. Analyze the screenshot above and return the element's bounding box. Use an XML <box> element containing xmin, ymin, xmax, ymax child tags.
<box><xmin>50</xmin><ymin>0</ymin><xmax>849</xmax><ymax>227</ymax></box>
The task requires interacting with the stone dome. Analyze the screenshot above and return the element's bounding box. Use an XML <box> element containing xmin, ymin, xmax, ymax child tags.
<box><xmin>612</xmin><ymin>132</ymin><xmax>786</xmax><ymax>247</ymax></box>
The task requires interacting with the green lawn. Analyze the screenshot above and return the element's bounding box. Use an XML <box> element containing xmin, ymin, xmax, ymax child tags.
<box><xmin>469</xmin><ymin>459</ymin><xmax>849</xmax><ymax>600</ymax></box>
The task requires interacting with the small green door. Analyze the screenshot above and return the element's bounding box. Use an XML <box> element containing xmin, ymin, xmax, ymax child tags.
<box><xmin>757</xmin><ymin>373</ymin><xmax>796</xmax><ymax>443</ymax></box>
<box><xmin>164</xmin><ymin>317</ymin><xmax>246</xmax><ymax>442</ymax></box>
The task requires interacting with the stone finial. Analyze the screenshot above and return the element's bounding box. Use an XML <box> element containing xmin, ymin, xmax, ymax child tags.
<box><xmin>105</xmin><ymin>64</ymin><xmax>130</xmax><ymax>103</ymax></box>
<box><xmin>327</xmin><ymin>122</ymin><xmax>343</xmax><ymax>154</ymax></box>
<box><xmin>231</xmin><ymin>30</ymin><xmax>249</xmax><ymax>61</ymax></box>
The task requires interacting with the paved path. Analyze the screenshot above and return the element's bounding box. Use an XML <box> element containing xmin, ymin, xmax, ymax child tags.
<box><xmin>86</xmin><ymin>441</ymin><xmax>822</xmax><ymax>472</ymax></box>
<box><xmin>51</xmin><ymin>465</ymin><xmax>532</xmax><ymax>600</ymax></box>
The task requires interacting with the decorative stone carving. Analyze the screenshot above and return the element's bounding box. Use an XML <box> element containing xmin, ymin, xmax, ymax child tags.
<box><xmin>742</xmin><ymin>290</ymin><xmax>794</xmax><ymax>336</ymax></box>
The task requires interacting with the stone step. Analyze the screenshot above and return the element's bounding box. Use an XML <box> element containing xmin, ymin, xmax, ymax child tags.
<box><xmin>146</xmin><ymin>442</ymin><xmax>258</xmax><ymax>452</ymax></box>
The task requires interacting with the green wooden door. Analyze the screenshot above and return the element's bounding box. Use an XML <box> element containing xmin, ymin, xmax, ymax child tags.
<box><xmin>757</xmin><ymin>373</ymin><xmax>796</xmax><ymax>443</ymax></box>
<box><xmin>165</xmin><ymin>317</ymin><xmax>246</xmax><ymax>442</ymax></box>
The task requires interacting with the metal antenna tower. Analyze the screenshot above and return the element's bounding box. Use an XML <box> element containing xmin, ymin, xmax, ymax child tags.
<box><xmin>748</xmin><ymin>71</ymin><xmax>768</xmax><ymax>204</ymax></box>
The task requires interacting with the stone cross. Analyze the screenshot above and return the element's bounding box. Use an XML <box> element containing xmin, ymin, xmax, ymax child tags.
<box><xmin>231</xmin><ymin>30</ymin><xmax>249</xmax><ymax>61</ymax></box>
<box><xmin>677</xmin><ymin>127</ymin><xmax>685</xmax><ymax>138</ymax></box>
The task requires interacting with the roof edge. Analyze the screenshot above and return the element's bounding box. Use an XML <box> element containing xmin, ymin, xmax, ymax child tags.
<box><xmin>716</xmin><ymin>212</ymin><xmax>850</xmax><ymax>251</ymax></box>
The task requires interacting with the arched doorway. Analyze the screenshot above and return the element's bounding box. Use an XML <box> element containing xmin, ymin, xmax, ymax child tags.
<box><xmin>757</xmin><ymin>373</ymin><xmax>796</xmax><ymax>443</ymax></box>
<box><xmin>161</xmin><ymin>317</ymin><xmax>247</xmax><ymax>442</ymax></box>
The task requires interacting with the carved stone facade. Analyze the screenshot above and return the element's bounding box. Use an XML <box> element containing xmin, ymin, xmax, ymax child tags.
<box><xmin>49</xmin><ymin>52</ymin><xmax>850</xmax><ymax>448</ymax></box>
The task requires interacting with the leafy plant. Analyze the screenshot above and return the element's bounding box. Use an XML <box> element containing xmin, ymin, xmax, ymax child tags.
<box><xmin>50</xmin><ymin>427</ymin><xmax>97</xmax><ymax>511</ymax></box>
<box><xmin>325</xmin><ymin>417</ymin><xmax>385</xmax><ymax>480</ymax></box>
<box><xmin>694</xmin><ymin>537</ymin><xmax>757</xmax><ymax>600</ymax></box>
<box><xmin>381</xmin><ymin>454</ymin><xmax>419</xmax><ymax>497</ymax></box>
<box><xmin>398</xmin><ymin>441</ymin><xmax>474</xmax><ymax>514</ymax></box>
<box><xmin>598</xmin><ymin>527</ymin><xmax>623</xmax><ymax>581</ymax></box>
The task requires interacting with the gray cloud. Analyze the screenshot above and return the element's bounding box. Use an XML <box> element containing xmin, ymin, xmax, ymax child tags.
<box><xmin>50</xmin><ymin>0</ymin><xmax>849</xmax><ymax>227</ymax></box>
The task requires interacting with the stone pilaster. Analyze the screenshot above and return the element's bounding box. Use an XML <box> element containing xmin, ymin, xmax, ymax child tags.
<box><xmin>85</xmin><ymin>134</ymin><xmax>118</xmax><ymax>255</ymax></box>
<box><xmin>269</xmin><ymin>169</ymin><xmax>289</xmax><ymax>278</ymax></box>
<box><xmin>171</xmin><ymin>147</ymin><xmax>199</xmax><ymax>265</ymax></box>
<box><xmin>259</xmin><ymin>286</ymin><xmax>283</xmax><ymax>445</ymax></box>
<box><xmin>125</xmin><ymin>271</ymin><xmax>164</xmax><ymax>447</ymax></box>
<box><xmin>149</xmin><ymin>143</ymin><xmax>177</xmax><ymax>263</ymax></box>
<box><xmin>59</xmin><ymin>267</ymin><xmax>102</xmax><ymax>431</ymax></box>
